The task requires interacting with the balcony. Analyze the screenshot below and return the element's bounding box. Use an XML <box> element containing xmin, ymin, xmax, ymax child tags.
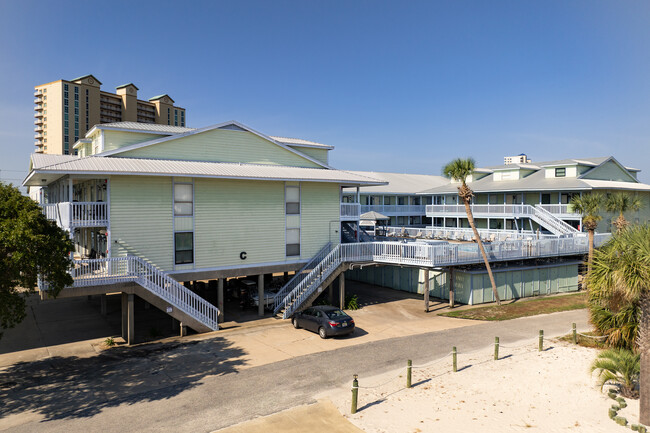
<box><xmin>34</xmin><ymin>133</ymin><xmax>42</xmax><ymax>139</ymax></box>
<box><xmin>34</xmin><ymin>140</ymin><xmax>42</xmax><ymax>146</ymax></box>
<box><xmin>41</xmin><ymin>202</ymin><xmax>108</xmax><ymax>228</ymax></box>
<box><xmin>35</xmin><ymin>117</ymin><xmax>44</xmax><ymax>125</ymax></box>
<box><xmin>34</xmin><ymin>98</ymin><xmax>42</xmax><ymax>104</ymax></box>
<box><xmin>360</xmin><ymin>204</ymin><xmax>426</xmax><ymax>215</ymax></box>
<box><xmin>426</xmin><ymin>204</ymin><xmax>578</xmax><ymax>219</ymax></box>
<box><xmin>35</xmin><ymin>105</ymin><xmax>44</xmax><ymax>111</ymax></box>
<box><xmin>340</xmin><ymin>203</ymin><xmax>361</xmax><ymax>220</ymax></box>
<box><xmin>34</xmin><ymin>147</ymin><xmax>44</xmax><ymax>153</ymax></box>
<box><xmin>34</xmin><ymin>126</ymin><xmax>43</xmax><ymax>132</ymax></box>
<box><xmin>34</xmin><ymin>91</ymin><xmax>40</xmax><ymax>97</ymax></box>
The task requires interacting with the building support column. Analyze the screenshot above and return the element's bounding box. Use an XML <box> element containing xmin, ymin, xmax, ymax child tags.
<box><xmin>328</xmin><ymin>283</ymin><xmax>334</xmax><ymax>304</ymax></box>
<box><xmin>180</xmin><ymin>322</ymin><xmax>187</xmax><ymax>337</ymax></box>
<box><xmin>100</xmin><ymin>294</ymin><xmax>107</xmax><ymax>316</ymax></box>
<box><xmin>121</xmin><ymin>292</ymin><xmax>128</xmax><ymax>341</ymax></box>
<box><xmin>217</xmin><ymin>278</ymin><xmax>224</xmax><ymax>323</ymax></box>
<box><xmin>258</xmin><ymin>274</ymin><xmax>265</xmax><ymax>317</ymax></box>
<box><xmin>126</xmin><ymin>293</ymin><xmax>135</xmax><ymax>345</ymax></box>
<box><xmin>424</xmin><ymin>268</ymin><xmax>430</xmax><ymax>313</ymax></box>
<box><xmin>339</xmin><ymin>272</ymin><xmax>346</xmax><ymax>310</ymax></box>
<box><xmin>449</xmin><ymin>267</ymin><xmax>455</xmax><ymax>308</ymax></box>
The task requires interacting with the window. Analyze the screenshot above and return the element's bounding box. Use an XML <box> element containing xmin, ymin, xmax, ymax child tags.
<box><xmin>174</xmin><ymin>183</ymin><xmax>193</xmax><ymax>215</ymax></box>
<box><xmin>167</xmin><ymin>108</ymin><xmax>170</xmax><ymax>125</ymax></box>
<box><xmin>555</xmin><ymin>167</ymin><xmax>566</xmax><ymax>177</ymax></box>
<box><xmin>286</xmin><ymin>228</ymin><xmax>300</xmax><ymax>256</ymax></box>
<box><xmin>398</xmin><ymin>196</ymin><xmax>406</xmax><ymax>205</ymax></box>
<box><xmin>174</xmin><ymin>232</ymin><xmax>193</xmax><ymax>264</ymax></box>
<box><xmin>285</xmin><ymin>186</ymin><xmax>300</xmax><ymax>214</ymax></box>
<box><xmin>541</xmin><ymin>194</ymin><xmax>551</xmax><ymax>204</ymax></box>
<box><xmin>64</xmin><ymin>84</ymin><xmax>68</xmax><ymax>91</ymax></box>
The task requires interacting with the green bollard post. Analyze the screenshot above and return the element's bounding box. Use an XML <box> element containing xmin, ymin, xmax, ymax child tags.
<box><xmin>452</xmin><ymin>347</ymin><xmax>457</xmax><ymax>372</ymax></box>
<box><xmin>539</xmin><ymin>330</ymin><xmax>544</xmax><ymax>352</ymax></box>
<box><xmin>494</xmin><ymin>336</ymin><xmax>499</xmax><ymax>360</ymax></box>
<box><xmin>407</xmin><ymin>360</ymin><xmax>412</xmax><ymax>388</ymax></box>
<box><xmin>572</xmin><ymin>323</ymin><xmax>577</xmax><ymax>344</ymax></box>
<box><xmin>351</xmin><ymin>374</ymin><xmax>358</xmax><ymax>414</ymax></box>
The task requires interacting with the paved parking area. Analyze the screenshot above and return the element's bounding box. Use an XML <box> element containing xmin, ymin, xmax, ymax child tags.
<box><xmin>0</xmin><ymin>281</ymin><xmax>476</xmax><ymax>370</ymax></box>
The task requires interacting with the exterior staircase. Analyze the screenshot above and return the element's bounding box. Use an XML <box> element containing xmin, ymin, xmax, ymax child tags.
<box><xmin>42</xmin><ymin>255</ymin><xmax>219</xmax><ymax>332</ymax></box>
<box><xmin>530</xmin><ymin>205</ymin><xmax>579</xmax><ymax>235</ymax></box>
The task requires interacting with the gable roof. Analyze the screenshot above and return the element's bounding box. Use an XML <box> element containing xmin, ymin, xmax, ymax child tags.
<box><xmin>97</xmin><ymin>120</ymin><xmax>332</xmax><ymax>169</ymax></box>
<box><xmin>577</xmin><ymin>156</ymin><xmax>639</xmax><ymax>183</ymax></box>
<box><xmin>70</xmin><ymin>74</ymin><xmax>102</xmax><ymax>85</ymax></box>
<box><xmin>270</xmin><ymin>136</ymin><xmax>334</xmax><ymax>150</ymax></box>
<box><xmin>88</xmin><ymin>122</ymin><xmax>194</xmax><ymax>136</ymax></box>
<box><xmin>419</xmin><ymin>156</ymin><xmax>645</xmax><ymax>195</ymax></box>
<box><xmin>116</xmin><ymin>83</ymin><xmax>139</xmax><ymax>90</ymax></box>
<box><xmin>23</xmin><ymin>154</ymin><xmax>386</xmax><ymax>188</ymax></box>
<box><xmin>148</xmin><ymin>94</ymin><xmax>174</xmax><ymax>103</ymax></box>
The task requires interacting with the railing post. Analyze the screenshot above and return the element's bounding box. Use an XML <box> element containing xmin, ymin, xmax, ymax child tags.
<box><xmin>351</xmin><ymin>374</ymin><xmax>359</xmax><ymax>414</ymax></box>
<box><xmin>406</xmin><ymin>359</ymin><xmax>412</xmax><ymax>388</ymax></box>
<box><xmin>452</xmin><ymin>346</ymin><xmax>457</xmax><ymax>372</ymax></box>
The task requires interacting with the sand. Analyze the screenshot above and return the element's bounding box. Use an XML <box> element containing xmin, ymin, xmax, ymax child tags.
<box><xmin>327</xmin><ymin>340</ymin><xmax>640</xmax><ymax>432</ymax></box>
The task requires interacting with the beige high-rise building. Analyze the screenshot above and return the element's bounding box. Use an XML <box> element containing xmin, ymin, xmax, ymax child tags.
<box><xmin>33</xmin><ymin>74</ymin><xmax>186</xmax><ymax>155</ymax></box>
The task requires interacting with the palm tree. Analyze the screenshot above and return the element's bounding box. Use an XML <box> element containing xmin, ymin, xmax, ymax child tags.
<box><xmin>591</xmin><ymin>348</ymin><xmax>640</xmax><ymax>398</ymax></box>
<box><xmin>443</xmin><ymin>158</ymin><xmax>501</xmax><ymax>306</ymax></box>
<box><xmin>605</xmin><ymin>192</ymin><xmax>643</xmax><ymax>233</ymax></box>
<box><xmin>570</xmin><ymin>193</ymin><xmax>604</xmax><ymax>270</ymax></box>
<box><xmin>586</xmin><ymin>224</ymin><xmax>650</xmax><ymax>423</ymax></box>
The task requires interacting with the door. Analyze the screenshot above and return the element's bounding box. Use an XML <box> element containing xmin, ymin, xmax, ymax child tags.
<box><xmin>330</xmin><ymin>221</ymin><xmax>340</xmax><ymax>244</ymax></box>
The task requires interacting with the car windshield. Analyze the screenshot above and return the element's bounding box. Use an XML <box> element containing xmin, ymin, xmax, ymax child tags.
<box><xmin>325</xmin><ymin>309</ymin><xmax>347</xmax><ymax>319</ymax></box>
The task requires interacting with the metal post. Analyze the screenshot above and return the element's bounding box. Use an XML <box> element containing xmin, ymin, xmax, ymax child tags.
<box><xmin>127</xmin><ymin>293</ymin><xmax>134</xmax><ymax>345</ymax></box>
<box><xmin>572</xmin><ymin>323</ymin><xmax>577</xmax><ymax>344</ymax></box>
<box><xmin>407</xmin><ymin>360</ymin><xmax>412</xmax><ymax>388</ymax></box>
<box><xmin>449</xmin><ymin>267</ymin><xmax>455</xmax><ymax>308</ymax></box>
<box><xmin>494</xmin><ymin>337</ymin><xmax>499</xmax><ymax>360</ymax></box>
<box><xmin>351</xmin><ymin>374</ymin><xmax>358</xmax><ymax>414</ymax></box>
<box><xmin>539</xmin><ymin>330</ymin><xmax>544</xmax><ymax>352</ymax></box>
<box><xmin>452</xmin><ymin>346</ymin><xmax>457</xmax><ymax>372</ymax></box>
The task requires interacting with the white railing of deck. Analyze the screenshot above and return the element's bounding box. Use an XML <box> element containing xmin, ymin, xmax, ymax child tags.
<box><xmin>41</xmin><ymin>202</ymin><xmax>108</xmax><ymax>228</ymax></box>
<box><xmin>537</xmin><ymin>204</ymin><xmax>572</xmax><ymax>215</ymax></box>
<box><xmin>279</xmin><ymin>233</ymin><xmax>610</xmax><ymax>318</ymax></box>
<box><xmin>360</xmin><ymin>204</ymin><xmax>426</xmax><ymax>214</ymax></box>
<box><xmin>384</xmin><ymin>226</ymin><xmax>559</xmax><ymax>241</ymax></box>
<box><xmin>50</xmin><ymin>255</ymin><xmax>218</xmax><ymax>331</ymax></box>
<box><xmin>341</xmin><ymin>203</ymin><xmax>361</xmax><ymax>219</ymax></box>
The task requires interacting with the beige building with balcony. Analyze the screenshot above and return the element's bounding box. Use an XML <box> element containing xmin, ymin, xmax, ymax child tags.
<box><xmin>33</xmin><ymin>74</ymin><xmax>186</xmax><ymax>155</ymax></box>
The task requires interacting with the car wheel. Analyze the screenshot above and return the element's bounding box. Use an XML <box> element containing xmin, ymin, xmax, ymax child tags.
<box><xmin>318</xmin><ymin>327</ymin><xmax>327</xmax><ymax>339</ymax></box>
<box><xmin>292</xmin><ymin>318</ymin><xmax>300</xmax><ymax>329</ymax></box>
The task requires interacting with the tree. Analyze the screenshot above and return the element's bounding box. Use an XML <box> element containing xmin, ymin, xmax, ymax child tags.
<box><xmin>570</xmin><ymin>193</ymin><xmax>604</xmax><ymax>270</ymax></box>
<box><xmin>605</xmin><ymin>192</ymin><xmax>643</xmax><ymax>233</ymax></box>
<box><xmin>443</xmin><ymin>158</ymin><xmax>501</xmax><ymax>306</ymax></box>
<box><xmin>0</xmin><ymin>183</ymin><xmax>73</xmax><ymax>339</ymax></box>
<box><xmin>586</xmin><ymin>224</ymin><xmax>650</xmax><ymax>423</ymax></box>
<box><xmin>591</xmin><ymin>348</ymin><xmax>640</xmax><ymax>398</ymax></box>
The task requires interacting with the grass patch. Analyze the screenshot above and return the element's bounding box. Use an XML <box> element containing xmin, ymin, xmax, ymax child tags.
<box><xmin>440</xmin><ymin>292</ymin><xmax>587</xmax><ymax>321</ymax></box>
<box><xmin>558</xmin><ymin>331</ymin><xmax>609</xmax><ymax>349</ymax></box>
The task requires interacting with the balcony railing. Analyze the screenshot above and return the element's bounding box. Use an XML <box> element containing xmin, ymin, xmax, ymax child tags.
<box><xmin>361</xmin><ymin>204</ymin><xmax>426</xmax><ymax>215</ymax></box>
<box><xmin>41</xmin><ymin>202</ymin><xmax>108</xmax><ymax>228</ymax></box>
<box><xmin>427</xmin><ymin>204</ymin><xmax>578</xmax><ymax>217</ymax></box>
<box><xmin>340</xmin><ymin>203</ymin><xmax>361</xmax><ymax>220</ymax></box>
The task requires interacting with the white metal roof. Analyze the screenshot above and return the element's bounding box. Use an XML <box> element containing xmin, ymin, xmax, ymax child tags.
<box><xmin>24</xmin><ymin>154</ymin><xmax>386</xmax><ymax>187</ymax></box>
<box><xmin>89</xmin><ymin>122</ymin><xmax>195</xmax><ymax>136</ymax></box>
<box><xmin>269</xmin><ymin>136</ymin><xmax>334</xmax><ymax>149</ymax></box>
<box><xmin>345</xmin><ymin>171</ymin><xmax>447</xmax><ymax>194</ymax></box>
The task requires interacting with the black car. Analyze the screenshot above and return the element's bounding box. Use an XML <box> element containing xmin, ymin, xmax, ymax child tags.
<box><xmin>291</xmin><ymin>305</ymin><xmax>355</xmax><ymax>339</ymax></box>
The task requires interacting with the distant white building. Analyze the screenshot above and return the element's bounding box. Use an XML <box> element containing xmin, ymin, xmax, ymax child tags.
<box><xmin>504</xmin><ymin>153</ymin><xmax>531</xmax><ymax>165</ymax></box>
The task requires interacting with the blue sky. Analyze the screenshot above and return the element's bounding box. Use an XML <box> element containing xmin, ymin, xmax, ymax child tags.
<box><xmin>1</xmin><ymin>0</ymin><xmax>649</xmax><ymax>186</ymax></box>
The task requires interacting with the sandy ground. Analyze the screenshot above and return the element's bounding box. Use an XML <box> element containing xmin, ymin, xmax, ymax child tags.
<box><xmin>325</xmin><ymin>340</ymin><xmax>640</xmax><ymax>433</ymax></box>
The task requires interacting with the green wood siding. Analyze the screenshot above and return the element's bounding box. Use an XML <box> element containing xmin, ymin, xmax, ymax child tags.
<box><xmin>110</xmin><ymin>176</ymin><xmax>173</xmax><ymax>270</ymax></box>
<box><xmin>288</xmin><ymin>146</ymin><xmax>329</xmax><ymax>165</ymax></box>
<box><xmin>300</xmin><ymin>182</ymin><xmax>339</xmax><ymax>257</ymax></box>
<box><xmin>120</xmin><ymin>129</ymin><xmax>322</xmax><ymax>168</ymax></box>
<box><xmin>581</xmin><ymin>161</ymin><xmax>637</xmax><ymax>182</ymax></box>
<box><xmin>193</xmin><ymin>178</ymin><xmax>285</xmax><ymax>269</ymax></box>
<box><xmin>104</xmin><ymin>131</ymin><xmax>166</xmax><ymax>152</ymax></box>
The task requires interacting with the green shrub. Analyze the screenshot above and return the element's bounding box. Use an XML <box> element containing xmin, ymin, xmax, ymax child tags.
<box><xmin>591</xmin><ymin>348</ymin><xmax>640</xmax><ymax>398</ymax></box>
<box><xmin>104</xmin><ymin>337</ymin><xmax>116</xmax><ymax>347</ymax></box>
<box><xmin>614</xmin><ymin>416</ymin><xmax>627</xmax><ymax>426</ymax></box>
<box><xmin>608</xmin><ymin>408</ymin><xmax>617</xmax><ymax>419</ymax></box>
<box><xmin>345</xmin><ymin>294</ymin><xmax>360</xmax><ymax>310</ymax></box>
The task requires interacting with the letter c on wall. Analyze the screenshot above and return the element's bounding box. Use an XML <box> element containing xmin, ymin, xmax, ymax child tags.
<box><xmin>240</xmin><ymin>252</ymin><xmax>247</xmax><ymax>260</ymax></box>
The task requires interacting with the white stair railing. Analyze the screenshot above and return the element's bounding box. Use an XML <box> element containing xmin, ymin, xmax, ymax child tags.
<box><xmin>532</xmin><ymin>205</ymin><xmax>578</xmax><ymax>235</ymax></box>
<box><xmin>272</xmin><ymin>242</ymin><xmax>333</xmax><ymax>315</ymax></box>
<box><xmin>60</xmin><ymin>255</ymin><xmax>219</xmax><ymax>331</ymax></box>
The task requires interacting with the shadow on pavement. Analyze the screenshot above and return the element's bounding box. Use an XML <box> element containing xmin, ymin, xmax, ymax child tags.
<box><xmin>0</xmin><ymin>337</ymin><xmax>246</xmax><ymax>421</ymax></box>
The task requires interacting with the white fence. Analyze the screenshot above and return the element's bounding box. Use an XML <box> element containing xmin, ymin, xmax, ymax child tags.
<box><xmin>384</xmin><ymin>226</ymin><xmax>559</xmax><ymax>242</ymax></box>
<box><xmin>360</xmin><ymin>204</ymin><xmax>426</xmax><ymax>214</ymax></box>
